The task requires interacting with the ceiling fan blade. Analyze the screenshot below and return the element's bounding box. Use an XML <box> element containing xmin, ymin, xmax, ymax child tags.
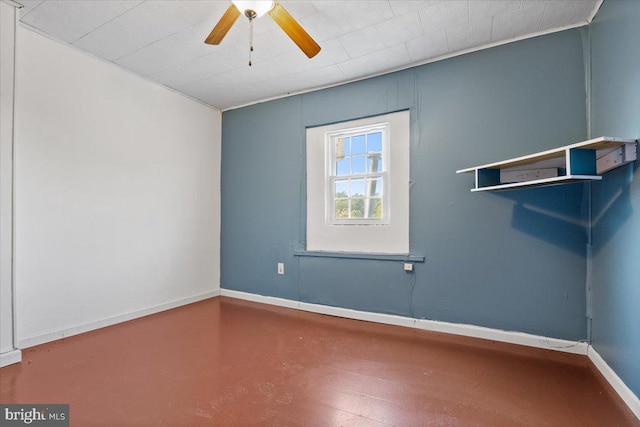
<box><xmin>205</xmin><ymin>4</ymin><xmax>241</xmax><ymax>45</ymax></box>
<box><xmin>268</xmin><ymin>2</ymin><xmax>321</xmax><ymax>58</ymax></box>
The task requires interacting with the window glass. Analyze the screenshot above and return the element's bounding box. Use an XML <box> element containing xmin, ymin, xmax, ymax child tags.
<box><xmin>327</xmin><ymin>126</ymin><xmax>389</xmax><ymax>224</ymax></box>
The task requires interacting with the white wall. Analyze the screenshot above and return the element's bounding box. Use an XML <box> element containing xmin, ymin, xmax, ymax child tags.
<box><xmin>0</xmin><ymin>0</ymin><xmax>20</xmax><ymax>363</ymax></box>
<box><xmin>14</xmin><ymin>26</ymin><xmax>221</xmax><ymax>347</ymax></box>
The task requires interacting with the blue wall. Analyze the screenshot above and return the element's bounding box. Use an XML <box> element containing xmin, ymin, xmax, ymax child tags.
<box><xmin>221</xmin><ymin>29</ymin><xmax>589</xmax><ymax>340</ymax></box>
<box><xmin>590</xmin><ymin>0</ymin><xmax>640</xmax><ymax>397</ymax></box>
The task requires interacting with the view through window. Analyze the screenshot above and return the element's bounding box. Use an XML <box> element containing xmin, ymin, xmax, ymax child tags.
<box><xmin>328</xmin><ymin>124</ymin><xmax>388</xmax><ymax>224</ymax></box>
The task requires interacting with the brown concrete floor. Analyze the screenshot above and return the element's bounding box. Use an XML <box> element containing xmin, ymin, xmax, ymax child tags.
<box><xmin>1</xmin><ymin>297</ymin><xmax>638</xmax><ymax>426</ymax></box>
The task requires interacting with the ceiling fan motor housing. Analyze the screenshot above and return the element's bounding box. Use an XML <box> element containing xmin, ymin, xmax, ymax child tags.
<box><xmin>232</xmin><ymin>1</ymin><xmax>274</xmax><ymax>19</ymax></box>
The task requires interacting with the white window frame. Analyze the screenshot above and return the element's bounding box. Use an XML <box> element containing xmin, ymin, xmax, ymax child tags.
<box><xmin>326</xmin><ymin>122</ymin><xmax>390</xmax><ymax>225</ymax></box>
<box><xmin>306</xmin><ymin>110</ymin><xmax>410</xmax><ymax>254</ymax></box>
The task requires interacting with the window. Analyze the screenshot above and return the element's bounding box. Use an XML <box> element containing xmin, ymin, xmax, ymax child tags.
<box><xmin>306</xmin><ymin>110</ymin><xmax>410</xmax><ymax>254</ymax></box>
<box><xmin>328</xmin><ymin>124</ymin><xmax>388</xmax><ymax>224</ymax></box>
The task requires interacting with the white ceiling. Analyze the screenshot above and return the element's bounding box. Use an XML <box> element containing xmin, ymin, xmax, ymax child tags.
<box><xmin>17</xmin><ymin>0</ymin><xmax>601</xmax><ymax>110</ymax></box>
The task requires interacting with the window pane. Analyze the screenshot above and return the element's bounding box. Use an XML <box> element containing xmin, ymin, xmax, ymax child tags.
<box><xmin>352</xmin><ymin>135</ymin><xmax>365</xmax><ymax>154</ymax></box>
<box><xmin>323</xmin><ymin>120</ymin><xmax>394</xmax><ymax>224</ymax></box>
<box><xmin>370</xmin><ymin>197</ymin><xmax>383</xmax><ymax>218</ymax></box>
<box><xmin>352</xmin><ymin>155</ymin><xmax>366</xmax><ymax>174</ymax></box>
<box><xmin>351</xmin><ymin>198</ymin><xmax>364</xmax><ymax>218</ymax></box>
<box><xmin>335</xmin><ymin>137</ymin><xmax>346</xmax><ymax>161</ymax></box>
<box><xmin>335</xmin><ymin>180</ymin><xmax>349</xmax><ymax>198</ymax></box>
<box><xmin>366</xmin><ymin>177</ymin><xmax>383</xmax><ymax>197</ymax></box>
<box><xmin>335</xmin><ymin>199</ymin><xmax>348</xmax><ymax>219</ymax></box>
<box><xmin>336</xmin><ymin>158</ymin><xmax>350</xmax><ymax>176</ymax></box>
<box><xmin>367</xmin><ymin>132</ymin><xmax>382</xmax><ymax>152</ymax></box>
<box><xmin>350</xmin><ymin>179</ymin><xmax>365</xmax><ymax>197</ymax></box>
<box><xmin>367</xmin><ymin>153</ymin><xmax>383</xmax><ymax>172</ymax></box>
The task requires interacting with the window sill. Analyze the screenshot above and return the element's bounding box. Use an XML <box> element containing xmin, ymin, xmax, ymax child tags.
<box><xmin>293</xmin><ymin>250</ymin><xmax>425</xmax><ymax>262</ymax></box>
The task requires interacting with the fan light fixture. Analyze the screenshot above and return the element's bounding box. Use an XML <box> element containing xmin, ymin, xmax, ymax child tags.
<box><xmin>231</xmin><ymin>1</ymin><xmax>274</xmax><ymax>19</ymax></box>
<box><xmin>205</xmin><ymin>1</ymin><xmax>321</xmax><ymax>65</ymax></box>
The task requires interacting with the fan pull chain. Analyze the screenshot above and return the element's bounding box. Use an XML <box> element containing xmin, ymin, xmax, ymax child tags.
<box><xmin>249</xmin><ymin>17</ymin><xmax>254</xmax><ymax>66</ymax></box>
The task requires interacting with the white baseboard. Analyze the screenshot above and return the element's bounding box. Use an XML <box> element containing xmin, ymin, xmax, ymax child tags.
<box><xmin>17</xmin><ymin>290</ymin><xmax>220</xmax><ymax>349</ymax></box>
<box><xmin>222</xmin><ymin>289</ymin><xmax>300</xmax><ymax>311</ymax></box>
<box><xmin>0</xmin><ymin>349</ymin><xmax>22</xmax><ymax>367</ymax></box>
<box><xmin>588</xmin><ymin>346</ymin><xmax>640</xmax><ymax>421</ymax></box>
<box><xmin>219</xmin><ymin>289</ymin><xmax>588</xmax><ymax>355</ymax></box>
<box><xmin>413</xmin><ymin>318</ymin><xmax>589</xmax><ymax>355</ymax></box>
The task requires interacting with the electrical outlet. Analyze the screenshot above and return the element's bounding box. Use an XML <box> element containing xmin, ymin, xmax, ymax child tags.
<box><xmin>277</xmin><ymin>263</ymin><xmax>284</xmax><ymax>275</ymax></box>
<box><xmin>403</xmin><ymin>263</ymin><xmax>413</xmax><ymax>272</ymax></box>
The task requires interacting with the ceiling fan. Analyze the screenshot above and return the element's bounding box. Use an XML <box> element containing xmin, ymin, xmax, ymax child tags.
<box><xmin>204</xmin><ymin>1</ymin><xmax>321</xmax><ymax>63</ymax></box>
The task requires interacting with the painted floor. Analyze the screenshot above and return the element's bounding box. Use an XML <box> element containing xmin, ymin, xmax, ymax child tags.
<box><xmin>1</xmin><ymin>297</ymin><xmax>638</xmax><ymax>426</ymax></box>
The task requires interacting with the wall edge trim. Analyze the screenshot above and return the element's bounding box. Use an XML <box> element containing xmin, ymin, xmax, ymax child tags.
<box><xmin>16</xmin><ymin>290</ymin><xmax>221</xmax><ymax>349</ymax></box>
<box><xmin>223</xmin><ymin>23</ymin><xmax>588</xmax><ymax>112</ymax></box>
<box><xmin>588</xmin><ymin>346</ymin><xmax>640</xmax><ymax>421</ymax></box>
<box><xmin>219</xmin><ymin>289</ymin><xmax>588</xmax><ymax>355</ymax></box>
<box><xmin>0</xmin><ymin>349</ymin><xmax>21</xmax><ymax>367</ymax></box>
<box><xmin>1</xmin><ymin>0</ymin><xmax>23</xmax><ymax>9</ymax></box>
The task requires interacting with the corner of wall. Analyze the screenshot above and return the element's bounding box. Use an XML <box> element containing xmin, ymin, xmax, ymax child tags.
<box><xmin>588</xmin><ymin>345</ymin><xmax>640</xmax><ymax>420</ymax></box>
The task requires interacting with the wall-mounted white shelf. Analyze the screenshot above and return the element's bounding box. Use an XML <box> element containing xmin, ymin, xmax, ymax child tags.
<box><xmin>457</xmin><ymin>137</ymin><xmax>638</xmax><ymax>192</ymax></box>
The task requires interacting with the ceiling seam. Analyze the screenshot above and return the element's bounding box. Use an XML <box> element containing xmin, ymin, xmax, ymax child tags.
<box><xmin>72</xmin><ymin>0</ymin><xmax>144</xmax><ymax>44</ymax></box>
